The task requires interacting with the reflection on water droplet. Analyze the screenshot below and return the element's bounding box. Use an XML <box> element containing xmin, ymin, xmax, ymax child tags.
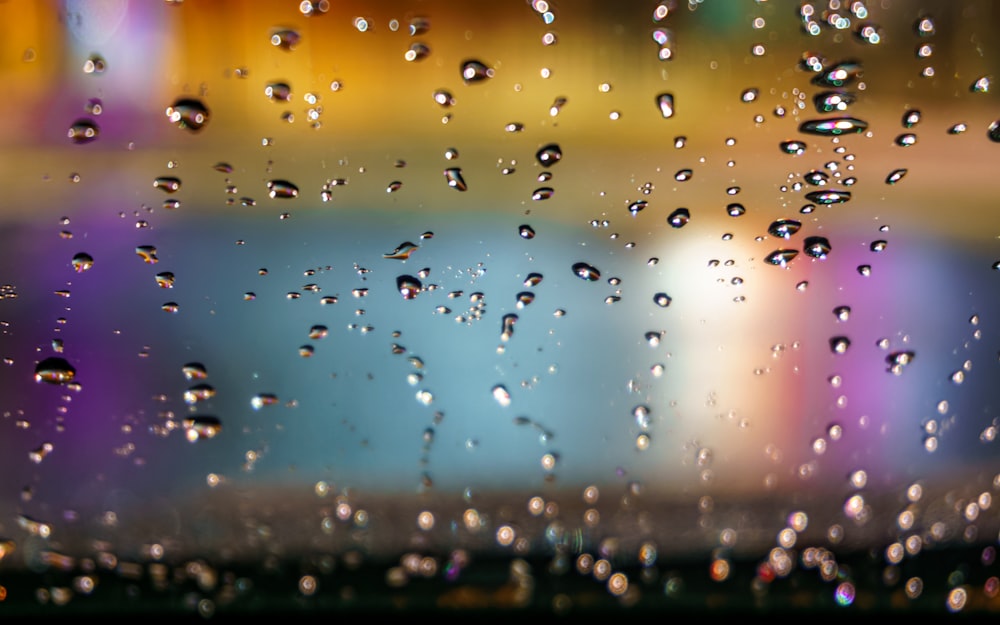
<box><xmin>184</xmin><ymin>416</ymin><xmax>222</xmax><ymax>442</ymax></box>
<box><xmin>813</xmin><ymin>91</ymin><xmax>856</xmax><ymax>113</ymax></box>
<box><xmin>519</xmin><ymin>225</ymin><xmax>536</xmax><ymax>239</ymax></box>
<box><xmin>34</xmin><ymin>357</ymin><xmax>75</xmax><ymax>384</ymax></box>
<box><xmin>532</xmin><ymin>187</ymin><xmax>554</xmax><ymax>201</ymax></box>
<box><xmin>971</xmin><ymin>75</ymin><xmax>991</xmax><ymax>93</ymax></box>
<box><xmin>805</xmin><ymin>190</ymin><xmax>851</xmax><ymax>204</ymax></box>
<box><xmin>165</xmin><ymin>98</ymin><xmax>210</xmax><ymax>132</ymax></box>
<box><xmin>524</xmin><ymin>273</ymin><xmax>543</xmax><ymax>287</ymax></box>
<box><xmin>834</xmin><ymin>305</ymin><xmax>851</xmax><ymax>321</ymax></box>
<box><xmin>798</xmin><ymin>117</ymin><xmax>868</xmax><ymax>136</ymax></box>
<box><xmin>887</xmin><ymin>351</ymin><xmax>915</xmax><ymax>374</ymax></box>
<box><xmin>492</xmin><ymin>385</ymin><xmax>511</xmax><ymax>407</ymax></box>
<box><xmin>384</xmin><ymin>242</ymin><xmax>419</xmax><ymax>260</ymax></box>
<box><xmin>885</xmin><ymin>169</ymin><xmax>908</xmax><ymax>184</ymax></box>
<box><xmin>988</xmin><ymin>121</ymin><xmax>1000</xmax><ymax>143</ymax></box>
<box><xmin>895</xmin><ymin>133</ymin><xmax>917</xmax><ymax>147</ymax></box>
<box><xmin>628</xmin><ymin>200</ymin><xmax>648</xmax><ymax>216</ymax></box>
<box><xmin>68</xmin><ymin>119</ymin><xmax>99</xmax><ymax>144</ymax></box>
<box><xmin>811</xmin><ymin>61</ymin><xmax>863</xmax><ymax>87</ymax></box>
<box><xmin>153</xmin><ymin>177</ymin><xmax>181</xmax><ymax>193</ymax></box>
<box><xmin>726</xmin><ymin>203</ymin><xmax>745</xmax><ymax>217</ymax></box>
<box><xmin>656</xmin><ymin>93</ymin><xmax>674</xmax><ymax>118</ymax></box>
<box><xmin>182</xmin><ymin>362</ymin><xmax>208</xmax><ymax>380</ymax></box>
<box><xmin>572</xmin><ymin>262</ymin><xmax>600</xmax><ymax>281</ymax></box>
<box><xmin>902</xmin><ymin>109</ymin><xmax>922</xmax><ymax>128</ymax></box>
<box><xmin>765</xmin><ymin>249</ymin><xmax>798</xmax><ymax>267</ymax></box>
<box><xmin>780</xmin><ymin>140</ymin><xmax>807</xmax><ymax>155</ymax></box>
<box><xmin>71</xmin><ymin>252</ymin><xmax>93</xmax><ymax>273</ymax></box>
<box><xmin>444</xmin><ymin>168</ymin><xmax>467</xmax><ymax>191</ymax></box>
<box><xmin>768</xmin><ymin>219</ymin><xmax>801</xmax><ymax>239</ymax></box>
<box><xmin>267</xmin><ymin>180</ymin><xmax>299</xmax><ymax>199</ymax></box>
<box><xmin>667</xmin><ymin>208</ymin><xmax>690</xmax><ymax>228</ymax></box>
<box><xmin>803</xmin><ymin>236</ymin><xmax>831</xmax><ymax>259</ymax></box>
<box><xmin>536</xmin><ymin>143</ymin><xmax>562</xmax><ymax>167</ymax></box>
<box><xmin>270</xmin><ymin>28</ymin><xmax>301</xmax><ymax>50</ymax></box>
<box><xmin>653</xmin><ymin>293</ymin><xmax>672</xmax><ymax>307</ymax></box>
<box><xmin>405</xmin><ymin>42</ymin><xmax>430</xmax><ymax>62</ymax></box>
<box><xmin>155</xmin><ymin>272</ymin><xmax>175</xmax><ymax>288</ymax></box>
<box><xmin>397</xmin><ymin>275</ymin><xmax>422</xmax><ymax>299</ymax></box>
<box><xmin>830</xmin><ymin>336</ymin><xmax>851</xmax><ymax>354</ymax></box>
<box><xmin>461</xmin><ymin>59</ymin><xmax>494</xmax><ymax>83</ymax></box>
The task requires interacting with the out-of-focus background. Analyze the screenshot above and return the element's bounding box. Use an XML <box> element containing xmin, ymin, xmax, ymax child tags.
<box><xmin>2</xmin><ymin>0</ymin><xmax>1000</xmax><ymax>617</ymax></box>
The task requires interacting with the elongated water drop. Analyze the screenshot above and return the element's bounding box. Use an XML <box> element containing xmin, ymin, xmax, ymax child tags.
<box><xmin>805</xmin><ymin>190</ymin><xmax>851</xmax><ymax>204</ymax></box>
<box><xmin>34</xmin><ymin>357</ymin><xmax>76</xmax><ymax>384</ymax></box>
<box><xmin>68</xmin><ymin>119</ymin><xmax>99</xmax><ymax>144</ymax></box>
<box><xmin>536</xmin><ymin>143</ymin><xmax>562</xmax><ymax>167</ymax></box>
<box><xmin>397</xmin><ymin>275</ymin><xmax>422</xmax><ymax>299</ymax></box>
<box><xmin>444</xmin><ymin>168</ymin><xmax>467</xmax><ymax>191</ymax></box>
<box><xmin>764</xmin><ymin>249</ymin><xmax>798</xmax><ymax>267</ymax></box>
<box><xmin>572</xmin><ymin>262</ymin><xmax>600</xmax><ymax>281</ymax></box>
<box><xmin>267</xmin><ymin>180</ymin><xmax>299</xmax><ymax>199</ymax></box>
<box><xmin>798</xmin><ymin>117</ymin><xmax>868</xmax><ymax>136</ymax></box>
<box><xmin>656</xmin><ymin>93</ymin><xmax>674</xmax><ymax>118</ymax></box>
<box><xmin>667</xmin><ymin>208</ymin><xmax>690</xmax><ymax>228</ymax></box>
<box><xmin>165</xmin><ymin>98</ymin><xmax>210</xmax><ymax>132</ymax></box>
<box><xmin>461</xmin><ymin>59</ymin><xmax>494</xmax><ymax>83</ymax></box>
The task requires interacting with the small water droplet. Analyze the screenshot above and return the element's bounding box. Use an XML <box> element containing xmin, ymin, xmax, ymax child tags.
<box><xmin>780</xmin><ymin>140</ymin><xmax>807</xmax><ymax>155</ymax></box>
<box><xmin>798</xmin><ymin>117</ymin><xmax>868</xmax><ymax>136</ymax></box>
<box><xmin>572</xmin><ymin>262</ymin><xmax>600</xmax><ymax>281</ymax></box>
<box><xmin>804</xmin><ymin>190</ymin><xmax>851</xmax><ymax>204</ymax></box>
<box><xmin>265</xmin><ymin>82</ymin><xmax>292</xmax><ymax>102</ymax></box>
<box><xmin>461</xmin><ymin>59</ymin><xmax>494</xmax><ymax>83</ymax></box>
<box><xmin>740</xmin><ymin>88</ymin><xmax>759</xmax><ymax>103</ymax></box>
<box><xmin>397</xmin><ymin>275</ymin><xmax>422</xmax><ymax>299</ymax></box>
<box><xmin>535</xmin><ymin>143</ymin><xmax>562</xmax><ymax>167</ymax></box>
<box><xmin>885</xmin><ymin>169</ymin><xmax>908</xmax><ymax>184</ymax></box>
<box><xmin>988</xmin><ymin>121</ymin><xmax>1000</xmax><ymax>143</ymax></box>
<box><xmin>870</xmin><ymin>240</ymin><xmax>888</xmax><ymax>252</ymax></box>
<box><xmin>726</xmin><ymin>203</ymin><xmax>745</xmax><ymax>217</ymax></box>
<box><xmin>501</xmin><ymin>313</ymin><xmax>518</xmax><ymax>341</ymax></box>
<box><xmin>34</xmin><ymin>357</ymin><xmax>76</xmax><ymax>384</ymax></box>
<box><xmin>811</xmin><ymin>61</ymin><xmax>863</xmax><ymax>87</ymax></box>
<box><xmin>519</xmin><ymin>225</ymin><xmax>536</xmax><ymax>239</ymax></box>
<box><xmin>887</xmin><ymin>351</ymin><xmax>915</xmax><ymax>374</ymax></box>
<box><xmin>656</xmin><ymin>93</ymin><xmax>674</xmax><ymax>118</ymax></box>
<box><xmin>155</xmin><ymin>272</ymin><xmax>175</xmax><ymax>288</ymax></box>
<box><xmin>184</xmin><ymin>416</ymin><xmax>222</xmax><ymax>442</ymax></box>
<box><xmin>532</xmin><ymin>187</ymin><xmax>554</xmax><ymax>201</ymax></box>
<box><xmin>405</xmin><ymin>42</ymin><xmax>430</xmax><ymax>62</ymax></box>
<box><xmin>628</xmin><ymin>200</ymin><xmax>648</xmax><ymax>215</ymax></box>
<box><xmin>524</xmin><ymin>273</ymin><xmax>543</xmax><ymax>287</ymax></box>
<box><xmin>834</xmin><ymin>305</ymin><xmax>851</xmax><ymax>321</ymax></box>
<box><xmin>71</xmin><ymin>252</ymin><xmax>94</xmax><ymax>273</ymax></box>
<box><xmin>971</xmin><ymin>75</ymin><xmax>992</xmax><ymax>93</ymax></box>
<box><xmin>813</xmin><ymin>91</ymin><xmax>856</xmax><ymax>113</ymax></box>
<box><xmin>68</xmin><ymin>119</ymin><xmax>99</xmax><ymax>144</ymax></box>
<box><xmin>902</xmin><ymin>109</ymin><xmax>922</xmax><ymax>128</ymax></box>
<box><xmin>182</xmin><ymin>362</ymin><xmax>208</xmax><ymax>380</ymax></box>
<box><xmin>667</xmin><ymin>208</ymin><xmax>690</xmax><ymax>228</ymax></box>
<box><xmin>674</xmin><ymin>169</ymin><xmax>693</xmax><ymax>181</ymax></box>
<box><xmin>136</xmin><ymin>245</ymin><xmax>158</xmax><ymax>264</ymax></box>
<box><xmin>433</xmin><ymin>89</ymin><xmax>455</xmax><ymax>107</ymax></box>
<box><xmin>384</xmin><ymin>242</ymin><xmax>419</xmax><ymax>260</ymax></box>
<box><xmin>895</xmin><ymin>133</ymin><xmax>917</xmax><ymax>147</ymax></box>
<box><xmin>830</xmin><ymin>336</ymin><xmax>851</xmax><ymax>354</ymax></box>
<box><xmin>492</xmin><ymin>384</ymin><xmax>511</xmax><ymax>407</ymax></box>
<box><xmin>653</xmin><ymin>293</ymin><xmax>672</xmax><ymax>307</ymax></box>
<box><xmin>267</xmin><ymin>180</ymin><xmax>299</xmax><ymax>199</ymax></box>
<box><xmin>165</xmin><ymin>98</ymin><xmax>210</xmax><ymax>132</ymax></box>
<box><xmin>444</xmin><ymin>167</ymin><xmax>467</xmax><ymax>191</ymax></box>
<box><xmin>83</xmin><ymin>54</ymin><xmax>106</xmax><ymax>74</ymax></box>
<box><xmin>270</xmin><ymin>28</ymin><xmax>301</xmax><ymax>50</ymax></box>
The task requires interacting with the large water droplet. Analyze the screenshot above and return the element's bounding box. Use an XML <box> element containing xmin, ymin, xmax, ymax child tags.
<box><xmin>267</xmin><ymin>180</ymin><xmax>299</xmax><ymax>199</ymax></box>
<box><xmin>813</xmin><ymin>91</ymin><xmax>856</xmax><ymax>113</ymax></box>
<box><xmin>265</xmin><ymin>82</ymin><xmax>293</xmax><ymax>102</ymax></box>
<box><xmin>397</xmin><ymin>275</ymin><xmax>422</xmax><ymax>299</ymax></box>
<box><xmin>34</xmin><ymin>357</ymin><xmax>76</xmax><ymax>384</ymax></box>
<box><xmin>165</xmin><ymin>98</ymin><xmax>210</xmax><ymax>132</ymax></box>
<box><xmin>667</xmin><ymin>208</ymin><xmax>690</xmax><ymax>228</ymax></box>
<box><xmin>444</xmin><ymin>167</ymin><xmax>467</xmax><ymax>191</ymax></box>
<box><xmin>830</xmin><ymin>336</ymin><xmax>851</xmax><ymax>354</ymax></box>
<box><xmin>656</xmin><ymin>93</ymin><xmax>674</xmax><ymax>118</ymax></box>
<box><xmin>653</xmin><ymin>293</ymin><xmax>672</xmax><ymax>307</ymax></box>
<box><xmin>572</xmin><ymin>262</ymin><xmax>600</xmax><ymax>281</ymax></box>
<box><xmin>153</xmin><ymin>176</ymin><xmax>181</xmax><ymax>193</ymax></box>
<box><xmin>532</xmin><ymin>187</ymin><xmax>554</xmax><ymax>201</ymax></box>
<box><xmin>768</xmin><ymin>219</ymin><xmax>802</xmax><ymax>239</ymax></box>
<box><xmin>804</xmin><ymin>190</ymin><xmax>851</xmax><ymax>204</ymax></box>
<box><xmin>536</xmin><ymin>143</ymin><xmax>562</xmax><ymax>167</ymax></box>
<box><xmin>68</xmin><ymin>119</ymin><xmax>99</xmax><ymax>144</ymax></box>
<box><xmin>384</xmin><ymin>242</ymin><xmax>419</xmax><ymax>260</ymax></box>
<box><xmin>804</xmin><ymin>236</ymin><xmax>832</xmax><ymax>259</ymax></box>
<box><xmin>764</xmin><ymin>249</ymin><xmax>798</xmax><ymax>267</ymax></box>
<box><xmin>270</xmin><ymin>28</ymin><xmax>301</xmax><ymax>50</ymax></box>
<box><xmin>71</xmin><ymin>252</ymin><xmax>94</xmax><ymax>273</ymax></box>
<box><xmin>461</xmin><ymin>59</ymin><xmax>494</xmax><ymax>83</ymax></box>
<box><xmin>798</xmin><ymin>117</ymin><xmax>868</xmax><ymax>136</ymax></box>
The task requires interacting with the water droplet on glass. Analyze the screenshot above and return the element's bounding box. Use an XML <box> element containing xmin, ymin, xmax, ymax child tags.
<box><xmin>902</xmin><ymin>109</ymin><xmax>922</xmax><ymax>128</ymax></box>
<box><xmin>267</xmin><ymin>180</ymin><xmax>299</xmax><ymax>199</ymax></box>
<box><xmin>811</xmin><ymin>61</ymin><xmax>863</xmax><ymax>87</ymax></box>
<box><xmin>798</xmin><ymin>117</ymin><xmax>868</xmax><ymax>136</ymax></box>
<box><xmin>492</xmin><ymin>385</ymin><xmax>511</xmax><ymax>407</ymax></box>
<box><xmin>780</xmin><ymin>140</ymin><xmax>807</xmax><ymax>155</ymax></box>
<box><xmin>500</xmin><ymin>313</ymin><xmax>518</xmax><ymax>341</ymax></box>
<box><xmin>656</xmin><ymin>93</ymin><xmax>674</xmax><ymax>118</ymax></box>
<box><xmin>987</xmin><ymin>121</ymin><xmax>1000</xmax><ymax>143</ymax></box>
<box><xmin>726</xmin><ymin>203</ymin><xmax>745</xmax><ymax>217</ymax></box>
<box><xmin>949</xmin><ymin>122</ymin><xmax>968</xmax><ymax>135</ymax></box>
<box><xmin>153</xmin><ymin>176</ymin><xmax>181</xmax><ymax>193</ymax></box>
<box><xmin>384</xmin><ymin>242</ymin><xmax>419</xmax><ymax>260</ymax></box>
<box><xmin>68</xmin><ymin>119</ymin><xmax>99</xmax><ymax>144</ymax></box>
<box><xmin>405</xmin><ymin>42</ymin><xmax>430</xmax><ymax>62</ymax></box>
<box><xmin>71</xmin><ymin>252</ymin><xmax>93</xmax><ymax>273</ymax></box>
<box><xmin>887</xmin><ymin>351</ymin><xmax>915</xmax><ymax>374</ymax></box>
<box><xmin>444</xmin><ymin>168</ymin><xmax>467</xmax><ymax>191</ymax></box>
<box><xmin>397</xmin><ymin>275</ymin><xmax>422</xmax><ymax>299</ymax></box>
<box><xmin>870</xmin><ymin>240</ymin><xmax>888</xmax><ymax>252</ymax></box>
<box><xmin>155</xmin><ymin>272</ymin><xmax>175</xmax><ymax>288</ymax></box>
<box><xmin>535</xmin><ymin>143</ymin><xmax>562</xmax><ymax>167</ymax></box>
<box><xmin>971</xmin><ymin>75</ymin><xmax>991</xmax><ymax>93</ymax></box>
<box><xmin>461</xmin><ymin>59</ymin><xmax>494</xmax><ymax>83</ymax></box>
<box><xmin>524</xmin><ymin>273</ymin><xmax>543</xmax><ymax>287</ymax></box>
<box><xmin>83</xmin><ymin>54</ymin><xmax>106</xmax><ymax>74</ymax></box>
<box><xmin>895</xmin><ymin>133</ymin><xmax>917</xmax><ymax>147</ymax></box>
<box><xmin>674</xmin><ymin>169</ymin><xmax>693</xmax><ymax>181</ymax></box>
<box><xmin>165</xmin><ymin>98</ymin><xmax>210</xmax><ymax>132</ymax></box>
<box><xmin>251</xmin><ymin>393</ymin><xmax>279</xmax><ymax>410</ymax></box>
<box><xmin>270</xmin><ymin>28</ymin><xmax>301</xmax><ymax>50</ymax></box>
<box><xmin>764</xmin><ymin>249</ymin><xmax>798</xmax><ymax>267</ymax></box>
<box><xmin>885</xmin><ymin>169</ymin><xmax>908</xmax><ymax>185</ymax></box>
<box><xmin>804</xmin><ymin>190</ymin><xmax>851</xmax><ymax>205</ymax></box>
<box><xmin>34</xmin><ymin>357</ymin><xmax>76</xmax><ymax>384</ymax></box>
<box><xmin>741</xmin><ymin>88</ymin><xmax>759</xmax><ymax>103</ymax></box>
<box><xmin>433</xmin><ymin>89</ymin><xmax>455</xmax><ymax>107</ymax></box>
<box><xmin>628</xmin><ymin>200</ymin><xmax>648</xmax><ymax>216</ymax></box>
<box><xmin>768</xmin><ymin>219</ymin><xmax>802</xmax><ymax>239</ymax></box>
<box><xmin>519</xmin><ymin>225</ymin><xmax>536</xmax><ymax>239</ymax></box>
<box><xmin>803</xmin><ymin>170</ymin><xmax>829</xmax><ymax>186</ymax></box>
<box><xmin>653</xmin><ymin>293</ymin><xmax>672</xmax><ymax>308</ymax></box>
<box><xmin>182</xmin><ymin>362</ymin><xmax>208</xmax><ymax>380</ymax></box>
<box><xmin>834</xmin><ymin>305</ymin><xmax>851</xmax><ymax>321</ymax></box>
<box><xmin>531</xmin><ymin>187</ymin><xmax>553</xmax><ymax>201</ymax></box>
<box><xmin>184</xmin><ymin>416</ymin><xmax>222</xmax><ymax>442</ymax></box>
<box><xmin>667</xmin><ymin>208</ymin><xmax>690</xmax><ymax>228</ymax></box>
<box><xmin>803</xmin><ymin>236</ymin><xmax>831</xmax><ymax>259</ymax></box>
<box><xmin>265</xmin><ymin>82</ymin><xmax>292</xmax><ymax>102</ymax></box>
<box><xmin>135</xmin><ymin>246</ymin><xmax>158</xmax><ymax>264</ymax></box>
<box><xmin>571</xmin><ymin>262</ymin><xmax>600</xmax><ymax>281</ymax></box>
<box><xmin>813</xmin><ymin>91</ymin><xmax>856</xmax><ymax>113</ymax></box>
<box><xmin>830</xmin><ymin>336</ymin><xmax>851</xmax><ymax>354</ymax></box>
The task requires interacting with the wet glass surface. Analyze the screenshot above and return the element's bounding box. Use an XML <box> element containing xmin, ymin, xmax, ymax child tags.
<box><xmin>2</xmin><ymin>0</ymin><xmax>1000</xmax><ymax>620</ymax></box>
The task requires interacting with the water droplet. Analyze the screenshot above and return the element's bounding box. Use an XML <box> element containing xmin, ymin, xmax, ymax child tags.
<box><xmin>384</xmin><ymin>242</ymin><xmax>419</xmax><ymax>260</ymax></box>
<box><xmin>267</xmin><ymin>180</ymin><xmax>299</xmax><ymax>199</ymax></box>
<box><xmin>768</xmin><ymin>219</ymin><xmax>802</xmax><ymax>239</ymax></box>
<box><xmin>887</xmin><ymin>351</ymin><xmax>915</xmax><ymax>374</ymax></box>
<box><xmin>184</xmin><ymin>416</ymin><xmax>222</xmax><ymax>442</ymax></box>
<box><xmin>571</xmin><ymin>262</ymin><xmax>600</xmax><ymax>281</ymax></box>
<box><xmin>68</xmin><ymin>119</ymin><xmax>99</xmax><ymax>144</ymax></box>
<box><xmin>433</xmin><ymin>89</ymin><xmax>455</xmax><ymax>107</ymax></box>
<box><xmin>83</xmin><ymin>54</ymin><xmax>106</xmax><ymax>74</ymax></box>
<box><xmin>444</xmin><ymin>168</ymin><xmax>467</xmax><ymax>191</ymax></box>
<box><xmin>535</xmin><ymin>143</ymin><xmax>562</xmax><ymax>167</ymax></box>
<box><xmin>870</xmin><ymin>240</ymin><xmax>888</xmax><ymax>252</ymax></box>
<box><xmin>740</xmin><ymin>88</ymin><xmax>759</xmax><ymax>103</ymax></box>
<box><xmin>34</xmin><ymin>357</ymin><xmax>75</xmax><ymax>384</ymax></box>
<box><xmin>265</xmin><ymin>82</ymin><xmax>292</xmax><ymax>102</ymax></box>
<box><xmin>780</xmin><ymin>140</ymin><xmax>807</xmax><ymax>155</ymax></box>
<box><xmin>270</xmin><ymin>28</ymin><xmax>301</xmax><ymax>50</ymax></box>
<box><xmin>813</xmin><ymin>91</ymin><xmax>856</xmax><ymax>113</ymax></box>
<box><xmin>492</xmin><ymin>384</ymin><xmax>511</xmax><ymax>407</ymax></box>
<box><xmin>162</xmin><ymin>302</ymin><xmax>180</xmax><ymax>313</ymax></box>
<box><xmin>803</xmin><ymin>236</ymin><xmax>831</xmax><ymax>259</ymax></box>
<box><xmin>726</xmin><ymin>203</ymin><xmax>745</xmax><ymax>217</ymax></box>
<box><xmin>461</xmin><ymin>59</ymin><xmax>494</xmax><ymax>83</ymax></box>
<box><xmin>397</xmin><ymin>275</ymin><xmax>422</xmax><ymax>299</ymax></box>
<box><xmin>902</xmin><ymin>109</ymin><xmax>922</xmax><ymax>128</ymax></box>
<box><xmin>531</xmin><ymin>187</ymin><xmax>554</xmax><ymax>201</ymax></box>
<box><xmin>165</xmin><ymin>98</ymin><xmax>210</xmax><ymax>132</ymax></box>
<box><xmin>885</xmin><ymin>169</ymin><xmax>908</xmax><ymax>185</ymax></box>
<box><xmin>895</xmin><ymin>133</ymin><xmax>917</xmax><ymax>147</ymax></box>
<box><xmin>830</xmin><ymin>336</ymin><xmax>851</xmax><ymax>354</ymax></box>
<box><xmin>803</xmin><ymin>170</ymin><xmax>829</xmax><ymax>186</ymax></box>
<box><xmin>519</xmin><ymin>225</ymin><xmax>536</xmax><ymax>239</ymax></box>
<box><xmin>653</xmin><ymin>293</ymin><xmax>672</xmax><ymax>308</ymax></box>
<box><xmin>153</xmin><ymin>176</ymin><xmax>181</xmax><ymax>193</ymax></box>
<box><xmin>251</xmin><ymin>393</ymin><xmax>279</xmax><ymax>410</ymax></box>
<box><xmin>949</xmin><ymin>122</ymin><xmax>968</xmax><ymax>135</ymax></box>
<box><xmin>501</xmin><ymin>313</ymin><xmax>518</xmax><ymax>341</ymax></box>
<box><xmin>135</xmin><ymin>246</ymin><xmax>158</xmax><ymax>263</ymax></box>
<box><xmin>386</xmin><ymin>180</ymin><xmax>403</xmax><ymax>193</ymax></box>
<box><xmin>155</xmin><ymin>272</ymin><xmax>176</xmax><ymax>288</ymax></box>
<box><xmin>628</xmin><ymin>200</ymin><xmax>648</xmax><ymax>216</ymax></box>
<box><xmin>71</xmin><ymin>252</ymin><xmax>93</xmax><ymax>273</ymax></box>
<box><xmin>857</xmin><ymin>264</ymin><xmax>871</xmax><ymax>276</ymax></box>
<box><xmin>764</xmin><ymin>249</ymin><xmax>798</xmax><ymax>267</ymax></box>
<box><xmin>405</xmin><ymin>42</ymin><xmax>430</xmax><ymax>62</ymax></box>
<box><xmin>667</xmin><ymin>208</ymin><xmax>690</xmax><ymax>228</ymax></box>
<box><xmin>804</xmin><ymin>190</ymin><xmax>851</xmax><ymax>204</ymax></box>
<box><xmin>674</xmin><ymin>169</ymin><xmax>693</xmax><ymax>181</ymax></box>
<box><xmin>988</xmin><ymin>121</ymin><xmax>1000</xmax><ymax>143</ymax></box>
<box><xmin>182</xmin><ymin>362</ymin><xmax>208</xmax><ymax>380</ymax></box>
<box><xmin>524</xmin><ymin>273</ymin><xmax>543</xmax><ymax>287</ymax></box>
<box><xmin>971</xmin><ymin>75</ymin><xmax>992</xmax><ymax>93</ymax></box>
<box><xmin>515</xmin><ymin>292</ymin><xmax>534</xmax><ymax>309</ymax></box>
<box><xmin>183</xmin><ymin>383</ymin><xmax>216</xmax><ymax>404</ymax></box>
<box><xmin>798</xmin><ymin>117</ymin><xmax>868</xmax><ymax>136</ymax></box>
<box><xmin>656</xmin><ymin>93</ymin><xmax>674</xmax><ymax>118</ymax></box>
<box><xmin>834</xmin><ymin>305</ymin><xmax>851</xmax><ymax>321</ymax></box>
<box><xmin>811</xmin><ymin>61</ymin><xmax>863</xmax><ymax>87</ymax></box>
